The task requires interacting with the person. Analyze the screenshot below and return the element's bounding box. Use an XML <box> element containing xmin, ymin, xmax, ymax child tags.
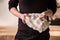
<box><xmin>8</xmin><ymin>0</ymin><xmax>57</xmax><ymax>40</ymax></box>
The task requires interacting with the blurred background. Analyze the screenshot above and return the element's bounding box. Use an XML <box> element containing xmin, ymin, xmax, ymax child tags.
<box><xmin>0</xmin><ymin>0</ymin><xmax>60</xmax><ymax>40</ymax></box>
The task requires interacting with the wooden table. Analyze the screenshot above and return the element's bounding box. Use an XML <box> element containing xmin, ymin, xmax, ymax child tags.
<box><xmin>0</xmin><ymin>25</ymin><xmax>60</xmax><ymax>40</ymax></box>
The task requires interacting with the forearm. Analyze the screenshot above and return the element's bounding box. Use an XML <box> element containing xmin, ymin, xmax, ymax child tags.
<box><xmin>9</xmin><ymin>7</ymin><xmax>21</xmax><ymax>18</ymax></box>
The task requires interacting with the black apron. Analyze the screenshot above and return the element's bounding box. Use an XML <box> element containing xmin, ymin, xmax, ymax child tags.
<box><xmin>14</xmin><ymin>18</ymin><xmax>50</xmax><ymax>40</ymax></box>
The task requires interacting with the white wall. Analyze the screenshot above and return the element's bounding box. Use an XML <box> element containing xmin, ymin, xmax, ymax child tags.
<box><xmin>0</xmin><ymin>0</ymin><xmax>18</xmax><ymax>26</ymax></box>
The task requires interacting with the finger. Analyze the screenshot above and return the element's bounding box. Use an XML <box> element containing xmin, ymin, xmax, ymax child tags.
<box><xmin>22</xmin><ymin>19</ymin><xmax>25</xmax><ymax>24</ymax></box>
<box><xmin>22</xmin><ymin>16</ymin><xmax>26</xmax><ymax>24</ymax></box>
<box><xmin>40</xmin><ymin>15</ymin><xmax>45</xmax><ymax>18</ymax></box>
<box><xmin>24</xmin><ymin>14</ymin><xmax>28</xmax><ymax>16</ymax></box>
<box><xmin>39</xmin><ymin>13</ymin><xmax>45</xmax><ymax>18</ymax></box>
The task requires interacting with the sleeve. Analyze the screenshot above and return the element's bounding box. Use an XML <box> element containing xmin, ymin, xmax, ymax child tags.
<box><xmin>8</xmin><ymin>0</ymin><xmax>19</xmax><ymax>10</ymax></box>
<box><xmin>48</xmin><ymin>0</ymin><xmax>57</xmax><ymax>14</ymax></box>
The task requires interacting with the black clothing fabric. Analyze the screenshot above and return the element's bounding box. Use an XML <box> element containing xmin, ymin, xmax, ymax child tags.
<box><xmin>14</xmin><ymin>19</ymin><xmax>50</xmax><ymax>40</ymax></box>
<box><xmin>8</xmin><ymin>0</ymin><xmax>57</xmax><ymax>40</ymax></box>
<box><xmin>8</xmin><ymin>0</ymin><xmax>57</xmax><ymax>14</ymax></box>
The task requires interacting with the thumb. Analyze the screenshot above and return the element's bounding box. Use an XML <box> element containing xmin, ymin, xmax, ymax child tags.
<box><xmin>22</xmin><ymin>17</ymin><xmax>26</xmax><ymax>24</ymax></box>
<box><xmin>24</xmin><ymin>14</ymin><xmax>28</xmax><ymax>16</ymax></box>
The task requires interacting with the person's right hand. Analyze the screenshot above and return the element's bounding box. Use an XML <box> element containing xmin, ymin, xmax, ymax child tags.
<box><xmin>19</xmin><ymin>13</ymin><xmax>28</xmax><ymax>24</ymax></box>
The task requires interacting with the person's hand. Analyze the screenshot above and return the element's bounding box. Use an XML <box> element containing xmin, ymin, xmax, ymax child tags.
<box><xmin>19</xmin><ymin>13</ymin><xmax>28</xmax><ymax>24</ymax></box>
<box><xmin>39</xmin><ymin>9</ymin><xmax>53</xmax><ymax>18</ymax></box>
<box><xmin>44</xmin><ymin>9</ymin><xmax>53</xmax><ymax>16</ymax></box>
<box><xmin>39</xmin><ymin>12</ymin><xmax>45</xmax><ymax>18</ymax></box>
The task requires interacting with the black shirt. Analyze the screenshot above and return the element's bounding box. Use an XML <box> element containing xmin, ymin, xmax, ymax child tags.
<box><xmin>8</xmin><ymin>0</ymin><xmax>57</xmax><ymax>39</ymax></box>
<box><xmin>8</xmin><ymin>0</ymin><xmax>57</xmax><ymax>14</ymax></box>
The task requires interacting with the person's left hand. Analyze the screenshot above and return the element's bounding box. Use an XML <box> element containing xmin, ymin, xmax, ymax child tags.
<box><xmin>44</xmin><ymin>9</ymin><xmax>53</xmax><ymax>16</ymax></box>
<box><xmin>39</xmin><ymin>9</ymin><xmax>53</xmax><ymax>18</ymax></box>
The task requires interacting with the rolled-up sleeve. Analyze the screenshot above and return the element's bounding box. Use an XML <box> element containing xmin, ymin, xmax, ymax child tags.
<box><xmin>48</xmin><ymin>0</ymin><xmax>57</xmax><ymax>14</ymax></box>
<box><xmin>8</xmin><ymin>0</ymin><xmax>19</xmax><ymax>10</ymax></box>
